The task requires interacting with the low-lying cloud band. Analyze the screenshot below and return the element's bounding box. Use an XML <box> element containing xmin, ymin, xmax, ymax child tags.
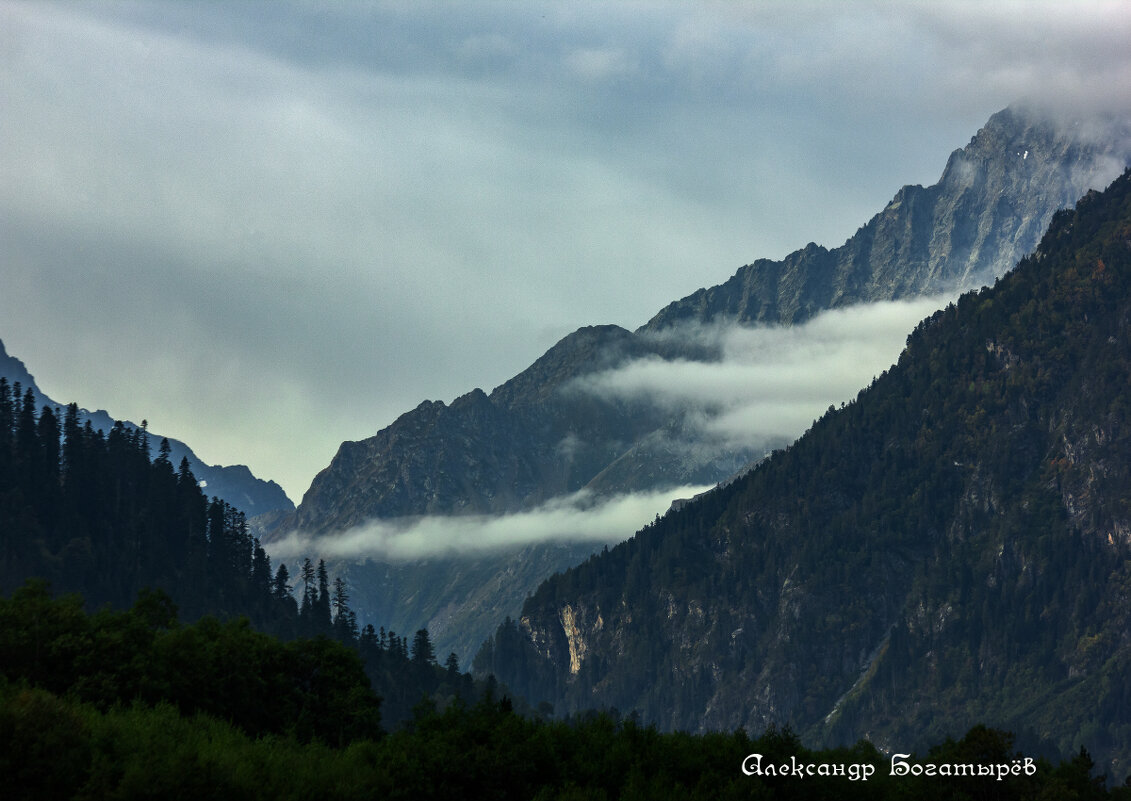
<box><xmin>267</xmin><ymin>483</ymin><xmax>715</xmax><ymax>563</ymax></box>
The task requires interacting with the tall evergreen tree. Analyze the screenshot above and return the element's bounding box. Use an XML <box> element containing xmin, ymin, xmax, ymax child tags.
<box><xmin>34</xmin><ymin>405</ymin><xmax>61</xmax><ymax>518</ymax></box>
<box><xmin>206</xmin><ymin>497</ymin><xmax>229</xmax><ymax>573</ymax></box>
<box><xmin>315</xmin><ymin>559</ymin><xmax>332</xmax><ymax>629</ymax></box>
<box><xmin>300</xmin><ymin>558</ymin><xmax>315</xmax><ymax>620</ymax></box>
<box><xmin>331</xmin><ymin>576</ymin><xmax>358</xmax><ymax>644</ymax></box>
<box><xmin>61</xmin><ymin>403</ymin><xmax>83</xmax><ymax>482</ymax></box>
<box><xmin>273</xmin><ymin>563</ymin><xmax>292</xmax><ymax>601</ymax></box>
<box><xmin>251</xmin><ymin>539</ymin><xmax>271</xmax><ymax>592</ymax></box>
<box><xmin>0</xmin><ymin>379</ymin><xmax>13</xmax><ymax>490</ymax></box>
<box><xmin>411</xmin><ymin>629</ymin><xmax>436</xmax><ymax>666</ymax></box>
<box><xmin>15</xmin><ymin>386</ymin><xmax>38</xmax><ymax>486</ymax></box>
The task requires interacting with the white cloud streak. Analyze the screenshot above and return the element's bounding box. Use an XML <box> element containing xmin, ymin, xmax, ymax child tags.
<box><xmin>575</xmin><ymin>297</ymin><xmax>956</xmax><ymax>450</ymax></box>
<box><xmin>267</xmin><ymin>484</ymin><xmax>712</xmax><ymax>562</ymax></box>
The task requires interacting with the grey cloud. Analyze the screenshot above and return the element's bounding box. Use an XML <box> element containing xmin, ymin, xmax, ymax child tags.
<box><xmin>575</xmin><ymin>297</ymin><xmax>956</xmax><ymax>452</ymax></box>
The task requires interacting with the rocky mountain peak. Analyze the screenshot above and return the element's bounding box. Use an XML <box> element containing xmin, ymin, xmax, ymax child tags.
<box><xmin>642</xmin><ymin>103</ymin><xmax>1131</xmax><ymax>332</ymax></box>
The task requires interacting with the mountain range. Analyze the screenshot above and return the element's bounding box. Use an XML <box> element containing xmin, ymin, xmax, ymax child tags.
<box><xmin>263</xmin><ymin>103</ymin><xmax>1131</xmax><ymax>667</ymax></box>
<box><xmin>0</xmin><ymin>339</ymin><xmax>292</xmax><ymax>518</ymax></box>
<box><xmin>289</xmin><ymin>105</ymin><xmax>1131</xmax><ymax>529</ymax></box>
<box><xmin>481</xmin><ymin>165</ymin><xmax>1131</xmax><ymax>774</ymax></box>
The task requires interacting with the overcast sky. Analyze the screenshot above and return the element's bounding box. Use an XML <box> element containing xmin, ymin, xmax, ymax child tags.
<box><xmin>3</xmin><ymin>1</ymin><xmax>1131</xmax><ymax>503</ymax></box>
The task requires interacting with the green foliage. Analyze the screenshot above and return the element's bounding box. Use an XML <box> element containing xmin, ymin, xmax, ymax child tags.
<box><xmin>0</xmin><ymin>580</ymin><xmax>382</xmax><ymax>746</ymax></box>
<box><xmin>0</xmin><ymin>685</ymin><xmax>92</xmax><ymax>801</ymax></box>
<box><xmin>1</xmin><ymin>581</ymin><xmax>1126</xmax><ymax>797</ymax></box>
<box><xmin>3</xmin><ymin>672</ymin><xmax>1125</xmax><ymax>801</ymax></box>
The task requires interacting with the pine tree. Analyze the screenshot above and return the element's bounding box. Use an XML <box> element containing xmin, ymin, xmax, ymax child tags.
<box><xmin>315</xmin><ymin>558</ymin><xmax>332</xmax><ymax>630</ymax></box>
<box><xmin>61</xmin><ymin>403</ymin><xmax>83</xmax><ymax>482</ymax></box>
<box><xmin>35</xmin><ymin>405</ymin><xmax>61</xmax><ymax>519</ymax></box>
<box><xmin>299</xmin><ymin>557</ymin><xmax>316</xmax><ymax>624</ymax></box>
<box><xmin>225</xmin><ymin>504</ymin><xmax>251</xmax><ymax>577</ymax></box>
<box><xmin>331</xmin><ymin>576</ymin><xmax>357</xmax><ymax>644</ymax></box>
<box><xmin>206</xmin><ymin>497</ymin><xmax>229</xmax><ymax>573</ymax></box>
<box><xmin>0</xmin><ymin>379</ymin><xmax>13</xmax><ymax>485</ymax></box>
<box><xmin>155</xmin><ymin>437</ymin><xmax>172</xmax><ymax>467</ymax></box>
<box><xmin>273</xmin><ymin>564</ymin><xmax>292</xmax><ymax>601</ymax></box>
<box><xmin>36</xmin><ymin>405</ymin><xmax>61</xmax><ymax>484</ymax></box>
<box><xmin>251</xmin><ymin>538</ymin><xmax>271</xmax><ymax>591</ymax></box>
<box><xmin>411</xmin><ymin>628</ymin><xmax>436</xmax><ymax>666</ymax></box>
<box><xmin>15</xmin><ymin>386</ymin><xmax>38</xmax><ymax>486</ymax></box>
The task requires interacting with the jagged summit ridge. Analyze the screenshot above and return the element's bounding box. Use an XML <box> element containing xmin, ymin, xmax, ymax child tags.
<box><xmin>284</xmin><ymin>104</ymin><xmax>1131</xmax><ymax>536</ymax></box>
<box><xmin>642</xmin><ymin>104</ymin><xmax>1131</xmax><ymax>331</ymax></box>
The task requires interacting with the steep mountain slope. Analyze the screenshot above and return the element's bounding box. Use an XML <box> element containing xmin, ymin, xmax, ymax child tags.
<box><xmin>482</xmin><ymin>169</ymin><xmax>1131</xmax><ymax>773</ymax></box>
<box><xmin>0</xmin><ymin>338</ymin><xmax>292</xmax><ymax>516</ymax></box>
<box><xmin>339</xmin><ymin>543</ymin><xmax>599</xmax><ymax>667</ymax></box>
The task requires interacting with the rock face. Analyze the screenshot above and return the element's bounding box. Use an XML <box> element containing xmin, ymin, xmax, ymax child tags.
<box><xmin>271</xmin><ymin>103</ymin><xmax>1131</xmax><ymax>666</ymax></box>
<box><xmin>484</xmin><ymin>169</ymin><xmax>1131</xmax><ymax>773</ymax></box>
<box><xmin>644</xmin><ymin>105</ymin><xmax>1131</xmax><ymax>330</ymax></box>
<box><xmin>0</xmin><ymin>338</ymin><xmax>293</xmax><ymax>517</ymax></box>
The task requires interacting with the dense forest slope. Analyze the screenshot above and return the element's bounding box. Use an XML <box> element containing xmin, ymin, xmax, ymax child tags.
<box><xmin>0</xmin><ymin>384</ymin><xmax>493</xmax><ymax>730</ymax></box>
<box><xmin>482</xmin><ymin>169</ymin><xmax>1131</xmax><ymax>775</ymax></box>
<box><xmin>0</xmin><ymin>338</ymin><xmax>292</xmax><ymax>517</ymax></box>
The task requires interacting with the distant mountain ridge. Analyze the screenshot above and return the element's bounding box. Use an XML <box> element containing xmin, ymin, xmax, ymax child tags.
<box><xmin>482</xmin><ymin>167</ymin><xmax>1131</xmax><ymax>773</ymax></box>
<box><xmin>267</xmin><ymin>103</ymin><xmax>1131</xmax><ymax>666</ymax></box>
<box><xmin>0</xmin><ymin>338</ymin><xmax>292</xmax><ymax>517</ymax></box>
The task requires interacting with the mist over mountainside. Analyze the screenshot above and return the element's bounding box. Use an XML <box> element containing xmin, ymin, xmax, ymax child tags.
<box><xmin>484</xmin><ymin>167</ymin><xmax>1131</xmax><ymax>773</ymax></box>
<box><xmin>264</xmin><ymin>103</ymin><xmax>1131</xmax><ymax>667</ymax></box>
<box><xmin>0</xmin><ymin>339</ymin><xmax>292</xmax><ymax>517</ymax></box>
